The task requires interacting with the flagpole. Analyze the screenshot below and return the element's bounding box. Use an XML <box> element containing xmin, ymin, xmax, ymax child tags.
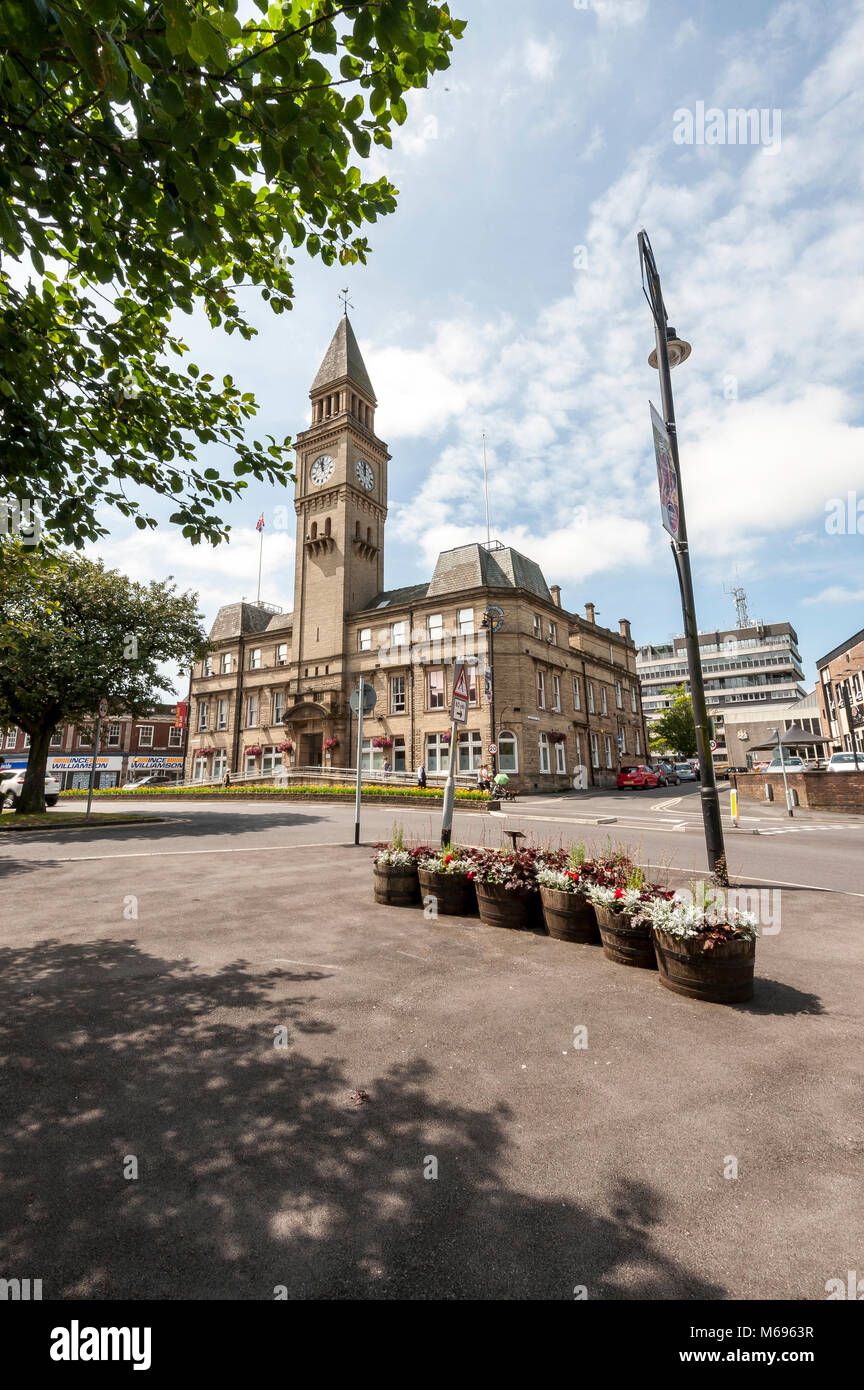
<box><xmin>256</xmin><ymin>520</ymin><xmax>263</xmax><ymax>603</ymax></box>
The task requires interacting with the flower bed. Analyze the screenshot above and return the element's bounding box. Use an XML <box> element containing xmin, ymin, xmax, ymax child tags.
<box><xmin>416</xmin><ymin>847</ymin><xmax>479</xmax><ymax>916</ymax></box>
<box><xmin>471</xmin><ymin>847</ymin><xmax>544</xmax><ymax>932</ymax></box>
<box><xmin>62</xmin><ymin>785</ymin><xmax>488</xmax><ymax>803</ymax></box>
<box><xmin>641</xmin><ymin>885</ymin><xmax>757</xmax><ymax>1002</ymax></box>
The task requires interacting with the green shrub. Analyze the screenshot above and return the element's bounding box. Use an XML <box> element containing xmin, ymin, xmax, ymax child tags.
<box><xmin>60</xmin><ymin>785</ymin><xmax>486</xmax><ymax>803</ymax></box>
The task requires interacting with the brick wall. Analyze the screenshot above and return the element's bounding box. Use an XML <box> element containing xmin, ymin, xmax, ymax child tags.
<box><xmin>731</xmin><ymin>771</ymin><xmax>864</xmax><ymax>813</ymax></box>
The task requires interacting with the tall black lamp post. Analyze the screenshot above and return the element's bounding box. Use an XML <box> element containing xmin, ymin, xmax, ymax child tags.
<box><xmin>638</xmin><ymin>229</ymin><xmax>728</xmax><ymax>885</ymax></box>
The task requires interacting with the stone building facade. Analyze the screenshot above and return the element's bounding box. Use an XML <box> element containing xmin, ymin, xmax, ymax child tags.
<box><xmin>186</xmin><ymin>316</ymin><xmax>649</xmax><ymax>791</ymax></box>
<box><xmin>816</xmin><ymin>626</ymin><xmax>864</xmax><ymax>756</ymax></box>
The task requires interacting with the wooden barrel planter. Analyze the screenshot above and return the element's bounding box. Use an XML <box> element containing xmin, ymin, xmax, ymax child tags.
<box><xmin>539</xmin><ymin>887</ymin><xmax>599</xmax><ymax>944</ymax></box>
<box><xmin>594</xmin><ymin>905</ymin><xmax>656</xmax><ymax>969</ymax></box>
<box><xmin>475</xmin><ymin>881</ymin><xmax>544</xmax><ymax>932</ymax></box>
<box><xmin>373</xmin><ymin>863</ymin><xmax>420</xmax><ymax>907</ymax></box>
<box><xmin>653</xmin><ymin>930</ymin><xmax>755</xmax><ymax>1003</ymax></box>
<box><xmin>417</xmin><ymin>868</ymin><xmax>477</xmax><ymax>916</ymax></box>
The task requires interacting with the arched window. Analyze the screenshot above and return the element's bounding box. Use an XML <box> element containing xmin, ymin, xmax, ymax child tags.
<box><xmin>498</xmin><ymin>731</ymin><xmax>518</xmax><ymax>773</ymax></box>
<box><xmin>310</xmin><ymin>521</ymin><xmax>317</xmax><ymax>540</ymax></box>
<box><xmin>324</xmin><ymin>516</ymin><xmax>331</xmax><ymax>537</ymax></box>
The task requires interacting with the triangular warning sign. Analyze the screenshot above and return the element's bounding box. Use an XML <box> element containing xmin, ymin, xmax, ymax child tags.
<box><xmin>453</xmin><ymin>664</ymin><xmax>469</xmax><ymax>701</ymax></box>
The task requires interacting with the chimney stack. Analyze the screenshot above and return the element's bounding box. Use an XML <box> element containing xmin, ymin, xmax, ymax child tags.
<box><xmin>618</xmin><ymin>618</ymin><xmax>632</xmax><ymax>641</ymax></box>
<box><xmin>584</xmin><ymin>602</ymin><xmax>595</xmax><ymax>624</ymax></box>
<box><xmin>550</xmin><ymin>585</ymin><xmax>561</xmax><ymax>608</ymax></box>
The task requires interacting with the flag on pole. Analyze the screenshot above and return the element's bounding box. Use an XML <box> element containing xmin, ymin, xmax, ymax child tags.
<box><xmin>255</xmin><ymin>513</ymin><xmax>265</xmax><ymax>532</ymax></box>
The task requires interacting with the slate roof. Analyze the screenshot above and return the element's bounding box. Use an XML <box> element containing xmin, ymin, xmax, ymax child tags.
<box><xmin>426</xmin><ymin>544</ymin><xmax>553</xmax><ymax>602</ymax></box>
<box><xmin>208</xmin><ymin>602</ymin><xmax>287</xmax><ymax>642</ymax></box>
<box><xmin>311</xmin><ymin>315</ymin><xmax>376</xmax><ymax>402</ymax></box>
<box><xmin>364</xmin><ymin>582</ymin><xmax>430</xmax><ymax>610</ymax></box>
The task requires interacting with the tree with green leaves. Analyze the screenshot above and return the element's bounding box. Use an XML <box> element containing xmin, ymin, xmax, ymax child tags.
<box><xmin>0</xmin><ymin>539</ymin><xmax>209</xmax><ymax>812</ymax></box>
<box><xmin>648</xmin><ymin>684</ymin><xmax>697</xmax><ymax>759</ymax></box>
<box><xmin>0</xmin><ymin>0</ymin><xmax>465</xmax><ymax>545</ymax></box>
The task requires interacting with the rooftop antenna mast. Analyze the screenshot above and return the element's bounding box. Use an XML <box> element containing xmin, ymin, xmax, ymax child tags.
<box><xmin>725</xmin><ymin>581</ymin><xmax>750</xmax><ymax>629</ymax></box>
<box><xmin>481</xmin><ymin>431</ymin><xmax>491</xmax><ymax>548</ymax></box>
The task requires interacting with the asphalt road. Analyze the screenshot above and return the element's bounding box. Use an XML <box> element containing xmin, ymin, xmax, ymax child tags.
<box><xmin>10</xmin><ymin>784</ymin><xmax>863</xmax><ymax>897</ymax></box>
<box><xmin>1</xmin><ymin>791</ymin><xmax>861</xmax><ymax>1301</ymax></box>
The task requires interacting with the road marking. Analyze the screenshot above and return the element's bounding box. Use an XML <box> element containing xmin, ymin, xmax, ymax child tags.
<box><xmin>639</xmin><ymin>863</ymin><xmax>864</xmax><ymax>898</ymax></box>
<box><xmin>271</xmin><ymin>957</ymin><xmax>343</xmax><ymax>970</ymax></box>
<box><xmin>654</xmin><ymin>797</ymin><xmax>683</xmax><ymax>811</ymax></box>
<box><xmin>20</xmin><ymin>841</ymin><xmax>355</xmax><ymax>864</ymax></box>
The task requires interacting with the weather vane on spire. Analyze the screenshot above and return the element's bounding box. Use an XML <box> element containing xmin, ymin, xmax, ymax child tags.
<box><xmin>338</xmin><ymin>287</ymin><xmax>353</xmax><ymax>315</ymax></box>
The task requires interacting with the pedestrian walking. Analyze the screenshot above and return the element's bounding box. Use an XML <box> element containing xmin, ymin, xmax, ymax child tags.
<box><xmin>222</xmin><ymin>771</ymin><xmax>231</xmax><ymax>789</ymax></box>
<box><xmin>416</xmin><ymin>762</ymin><xmax>427</xmax><ymax>789</ymax></box>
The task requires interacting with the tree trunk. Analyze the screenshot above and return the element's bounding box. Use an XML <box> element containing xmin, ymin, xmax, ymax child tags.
<box><xmin>16</xmin><ymin>723</ymin><xmax>52</xmax><ymax>814</ymax></box>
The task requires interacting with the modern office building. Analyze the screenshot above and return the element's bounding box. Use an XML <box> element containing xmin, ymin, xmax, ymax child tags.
<box><xmin>636</xmin><ymin>613</ymin><xmax>807</xmax><ymax>768</ymax></box>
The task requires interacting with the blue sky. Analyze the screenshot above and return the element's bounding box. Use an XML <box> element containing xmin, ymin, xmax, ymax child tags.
<box><xmin>90</xmin><ymin>0</ymin><xmax>864</xmax><ymax>688</ymax></box>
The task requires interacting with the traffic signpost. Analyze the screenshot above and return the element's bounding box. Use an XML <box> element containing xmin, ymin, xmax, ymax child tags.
<box><xmin>350</xmin><ymin>679</ymin><xmax>377</xmax><ymax>844</ymax></box>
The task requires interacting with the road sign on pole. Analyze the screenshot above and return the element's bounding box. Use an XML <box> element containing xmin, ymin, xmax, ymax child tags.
<box><xmin>488</xmin><ymin>743</ymin><xmax>497</xmax><ymax>755</ymax></box>
<box><xmin>350</xmin><ymin>682</ymin><xmax>376</xmax><ymax>717</ymax></box>
<box><xmin>452</xmin><ymin>662</ymin><xmax>469</xmax><ymax>706</ymax></box>
<box><xmin>709</xmin><ymin>738</ymin><xmax>718</xmax><ymax>751</ymax></box>
<box><xmin>97</xmin><ymin>697</ymin><xmax>109</xmax><ymax>719</ymax></box>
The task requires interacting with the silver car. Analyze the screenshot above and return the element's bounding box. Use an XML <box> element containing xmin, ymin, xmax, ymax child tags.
<box><xmin>0</xmin><ymin>769</ymin><xmax>61</xmax><ymax>807</ymax></box>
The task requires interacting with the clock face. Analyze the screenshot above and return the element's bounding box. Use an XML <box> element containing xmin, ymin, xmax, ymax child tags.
<box><xmin>355</xmin><ymin>458</ymin><xmax>375</xmax><ymax>491</ymax></box>
<box><xmin>309</xmin><ymin>455</ymin><xmax>335</xmax><ymax>487</ymax></box>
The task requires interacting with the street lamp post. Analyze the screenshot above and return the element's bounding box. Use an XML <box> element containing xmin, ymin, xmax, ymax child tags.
<box><xmin>481</xmin><ymin>609</ymin><xmax>498</xmax><ymax>778</ymax></box>
<box><xmin>638</xmin><ymin>229</ymin><xmax>728</xmax><ymax>885</ymax></box>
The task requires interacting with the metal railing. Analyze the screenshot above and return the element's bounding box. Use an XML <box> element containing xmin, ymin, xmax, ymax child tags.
<box><xmin>151</xmin><ymin>764</ymin><xmax>479</xmax><ymax>792</ymax></box>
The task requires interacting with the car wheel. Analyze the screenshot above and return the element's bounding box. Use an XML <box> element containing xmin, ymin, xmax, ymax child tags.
<box><xmin>46</xmin><ymin>797</ymin><xmax>58</xmax><ymax>807</ymax></box>
<box><xmin>2</xmin><ymin>791</ymin><xmax>15</xmax><ymax>808</ymax></box>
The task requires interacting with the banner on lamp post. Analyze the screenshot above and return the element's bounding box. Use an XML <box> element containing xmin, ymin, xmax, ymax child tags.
<box><xmin>650</xmin><ymin>402</ymin><xmax>680</xmax><ymax>541</ymax></box>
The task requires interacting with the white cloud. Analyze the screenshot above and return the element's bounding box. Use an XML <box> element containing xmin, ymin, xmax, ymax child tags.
<box><xmin>397</xmin><ymin>112</ymin><xmax>439</xmax><ymax>158</ymax></box>
<box><xmin>578</xmin><ymin>123</ymin><xmax>606</xmax><ymax>162</ymax></box>
<box><xmin>360</xmin><ymin>1</ymin><xmax>864</xmax><ymax>596</ymax></box>
<box><xmin>803</xmin><ymin>585</ymin><xmax>864</xmax><ymax>606</ymax></box>
<box><xmin>590</xmin><ymin>0</ymin><xmax>651</xmax><ymax>29</ymax></box>
<box><xmin>525</xmin><ymin>38</ymin><xmax>561</xmax><ymax>81</ymax></box>
<box><xmin>673</xmin><ymin>18</ymin><xmax>699</xmax><ymax>48</ymax></box>
<box><xmin>88</xmin><ymin>524</ymin><xmax>296</xmax><ymax>626</ymax></box>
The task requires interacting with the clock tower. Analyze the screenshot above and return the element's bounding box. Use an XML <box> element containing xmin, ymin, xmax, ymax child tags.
<box><xmin>292</xmin><ymin>314</ymin><xmax>389</xmax><ymax>670</ymax></box>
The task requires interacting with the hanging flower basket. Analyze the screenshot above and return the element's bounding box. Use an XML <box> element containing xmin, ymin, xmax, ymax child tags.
<box><xmin>549</xmin><ymin>732</ymin><xmax>567</xmax><ymax>743</ymax></box>
<box><xmin>276</xmin><ymin>740</ymin><xmax>294</xmax><ymax>753</ymax></box>
<box><xmin>323</xmin><ymin>737</ymin><xmax>339</xmax><ymax>750</ymax></box>
<box><xmin>245</xmin><ymin>745</ymin><xmax>263</xmax><ymax>757</ymax></box>
<box><xmin>198</xmin><ymin>746</ymin><xmax>216</xmax><ymax>756</ymax></box>
<box><xmin>440</xmin><ymin>730</ymin><xmax>452</xmax><ymax>743</ymax></box>
<box><xmin>372</xmin><ymin>736</ymin><xmax>393</xmax><ymax>749</ymax></box>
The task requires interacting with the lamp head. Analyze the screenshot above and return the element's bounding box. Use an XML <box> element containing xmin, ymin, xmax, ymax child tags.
<box><xmin>649</xmin><ymin>327</ymin><xmax>692</xmax><ymax>370</ymax></box>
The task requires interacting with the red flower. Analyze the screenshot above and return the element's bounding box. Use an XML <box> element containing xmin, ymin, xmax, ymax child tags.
<box><xmin>614</xmin><ymin>888</ymin><xmax>625</xmax><ymax>900</ymax></box>
<box><xmin>466</xmin><ymin>872</ymin><xmax>474</xmax><ymax>880</ymax></box>
<box><xmin>566</xmin><ymin>870</ymin><xmax>580</xmax><ymax>880</ymax></box>
<box><xmin>444</xmin><ymin>854</ymin><xmax>454</xmax><ymax>864</ymax></box>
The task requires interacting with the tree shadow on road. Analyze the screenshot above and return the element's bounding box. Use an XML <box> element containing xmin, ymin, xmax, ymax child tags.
<box><xmin>0</xmin><ymin>938</ymin><xmax>726</xmax><ymax>1300</ymax></box>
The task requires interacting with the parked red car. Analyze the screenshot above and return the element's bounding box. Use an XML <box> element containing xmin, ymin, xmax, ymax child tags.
<box><xmin>617</xmin><ymin>764</ymin><xmax>660</xmax><ymax>790</ymax></box>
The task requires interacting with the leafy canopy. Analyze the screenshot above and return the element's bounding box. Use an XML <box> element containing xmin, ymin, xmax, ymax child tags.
<box><xmin>0</xmin><ymin>536</ymin><xmax>209</xmax><ymax>808</ymax></box>
<box><xmin>648</xmin><ymin>684</ymin><xmax>697</xmax><ymax>759</ymax></box>
<box><xmin>0</xmin><ymin>0</ymin><xmax>465</xmax><ymax>544</ymax></box>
